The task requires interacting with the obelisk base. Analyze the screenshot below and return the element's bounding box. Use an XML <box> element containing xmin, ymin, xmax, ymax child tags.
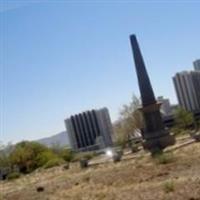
<box><xmin>142</xmin><ymin>131</ymin><xmax>175</xmax><ymax>154</ymax></box>
<box><xmin>139</xmin><ymin>103</ymin><xmax>175</xmax><ymax>154</ymax></box>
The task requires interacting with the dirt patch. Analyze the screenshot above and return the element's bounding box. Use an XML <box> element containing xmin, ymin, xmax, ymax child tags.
<box><xmin>1</xmin><ymin>140</ymin><xmax>200</xmax><ymax>200</ymax></box>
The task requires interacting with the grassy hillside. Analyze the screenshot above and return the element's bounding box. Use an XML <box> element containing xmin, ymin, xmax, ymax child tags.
<box><xmin>1</xmin><ymin>138</ymin><xmax>200</xmax><ymax>200</ymax></box>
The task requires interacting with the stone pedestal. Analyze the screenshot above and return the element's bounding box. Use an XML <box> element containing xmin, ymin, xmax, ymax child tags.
<box><xmin>140</xmin><ymin>103</ymin><xmax>175</xmax><ymax>153</ymax></box>
<box><xmin>142</xmin><ymin>133</ymin><xmax>175</xmax><ymax>153</ymax></box>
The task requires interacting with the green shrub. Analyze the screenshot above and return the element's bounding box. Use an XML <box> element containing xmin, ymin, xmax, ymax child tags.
<box><xmin>60</xmin><ymin>149</ymin><xmax>74</xmax><ymax>162</ymax></box>
<box><xmin>44</xmin><ymin>158</ymin><xmax>65</xmax><ymax>169</ymax></box>
<box><xmin>163</xmin><ymin>180</ymin><xmax>175</xmax><ymax>193</ymax></box>
<box><xmin>36</xmin><ymin>150</ymin><xmax>58</xmax><ymax>167</ymax></box>
<box><xmin>171</xmin><ymin>127</ymin><xmax>189</xmax><ymax>136</ymax></box>
<box><xmin>130</xmin><ymin>143</ymin><xmax>140</xmax><ymax>153</ymax></box>
<box><xmin>154</xmin><ymin>152</ymin><xmax>174</xmax><ymax>165</ymax></box>
<box><xmin>0</xmin><ymin>154</ymin><xmax>11</xmax><ymax>168</ymax></box>
<box><xmin>0</xmin><ymin>141</ymin><xmax>73</xmax><ymax>175</ymax></box>
<box><xmin>83</xmin><ymin>152</ymin><xmax>96</xmax><ymax>160</ymax></box>
<box><xmin>7</xmin><ymin>172</ymin><xmax>20</xmax><ymax>180</ymax></box>
<box><xmin>9</xmin><ymin>141</ymin><xmax>48</xmax><ymax>173</ymax></box>
<box><xmin>72</xmin><ymin>153</ymin><xmax>83</xmax><ymax>162</ymax></box>
<box><xmin>73</xmin><ymin>152</ymin><xmax>96</xmax><ymax>162</ymax></box>
<box><xmin>50</xmin><ymin>144</ymin><xmax>75</xmax><ymax>162</ymax></box>
<box><xmin>174</xmin><ymin>108</ymin><xmax>194</xmax><ymax>130</ymax></box>
<box><xmin>114</xmin><ymin>137</ymin><xmax>127</xmax><ymax>149</ymax></box>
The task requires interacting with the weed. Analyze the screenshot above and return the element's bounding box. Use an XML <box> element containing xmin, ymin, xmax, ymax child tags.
<box><xmin>44</xmin><ymin>158</ymin><xmax>65</xmax><ymax>169</ymax></box>
<box><xmin>163</xmin><ymin>180</ymin><xmax>175</xmax><ymax>193</ymax></box>
<box><xmin>7</xmin><ymin>172</ymin><xmax>20</xmax><ymax>180</ymax></box>
<box><xmin>154</xmin><ymin>152</ymin><xmax>174</xmax><ymax>165</ymax></box>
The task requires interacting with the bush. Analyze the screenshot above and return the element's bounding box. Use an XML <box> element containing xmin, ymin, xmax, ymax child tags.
<box><xmin>114</xmin><ymin>137</ymin><xmax>127</xmax><ymax>149</ymax></box>
<box><xmin>0</xmin><ymin>141</ymin><xmax>74</xmax><ymax>175</ymax></box>
<box><xmin>83</xmin><ymin>152</ymin><xmax>96</xmax><ymax>160</ymax></box>
<box><xmin>60</xmin><ymin>149</ymin><xmax>74</xmax><ymax>162</ymax></box>
<box><xmin>0</xmin><ymin>154</ymin><xmax>11</xmax><ymax>168</ymax></box>
<box><xmin>36</xmin><ymin>150</ymin><xmax>59</xmax><ymax>167</ymax></box>
<box><xmin>130</xmin><ymin>143</ymin><xmax>140</xmax><ymax>153</ymax></box>
<box><xmin>9</xmin><ymin>141</ymin><xmax>48</xmax><ymax>173</ymax></box>
<box><xmin>154</xmin><ymin>152</ymin><xmax>174</xmax><ymax>165</ymax></box>
<box><xmin>171</xmin><ymin>127</ymin><xmax>188</xmax><ymax>136</ymax></box>
<box><xmin>50</xmin><ymin>144</ymin><xmax>75</xmax><ymax>162</ymax></box>
<box><xmin>7</xmin><ymin>172</ymin><xmax>20</xmax><ymax>180</ymax></box>
<box><xmin>174</xmin><ymin>108</ymin><xmax>194</xmax><ymax>130</ymax></box>
<box><xmin>73</xmin><ymin>152</ymin><xmax>96</xmax><ymax>162</ymax></box>
<box><xmin>163</xmin><ymin>180</ymin><xmax>175</xmax><ymax>193</ymax></box>
<box><xmin>44</xmin><ymin>158</ymin><xmax>65</xmax><ymax>169</ymax></box>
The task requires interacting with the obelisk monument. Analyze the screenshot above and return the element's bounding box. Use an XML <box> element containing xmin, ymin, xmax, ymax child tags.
<box><xmin>130</xmin><ymin>34</ymin><xmax>175</xmax><ymax>153</ymax></box>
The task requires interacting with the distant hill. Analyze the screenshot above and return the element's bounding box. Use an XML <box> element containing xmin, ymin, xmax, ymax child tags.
<box><xmin>36</xmin><ymin>131</ymin><xmax>70</xmax><ymax>147</ymax></box>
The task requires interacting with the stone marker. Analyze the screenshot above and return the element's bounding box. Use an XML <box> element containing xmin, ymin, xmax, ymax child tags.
<box><xmin>0</xmin><ymin>167</ymin><xmax>11</xmax><ymax>180</ymax></box>
<box><xmin>190</xmin><ymin>130</ymin><xmax>200</xmax><ymax>142</ymax></box>
<box><xmin>113</xmin><ymin>151</ymin><xmax>122</xmax><ymax>163</ymax></box>
<box><xmin>80</xmin><ymin>158</ymin><xmax>88</xmax><ymax>169</ymax></box>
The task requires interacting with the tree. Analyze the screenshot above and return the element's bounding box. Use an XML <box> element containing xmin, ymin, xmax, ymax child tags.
<box><xmin>0</xmin><ymin>151</ymin><xmax>10</xmax><ymax>168</ymax></box>
<box><xmin>50</xmin><ymin>143</ymin><xmax>74</xmax><ymax>162</ymax></box>
<box><xmin>174</xmin><ymin>108</ymin><xmax>194</xmax><ymax>130</ymax></box>
<box><xmin>0</xmin><ymin>141</ymin><xmax>4</xmax><ymax>150</ymax></box>
<box><xmin>9</xmin><ymin>141</ymin><xmax>48</xmax><ymax>173</ymax></box>
<box><xmin>36</xmin><ymin>150</ymin><xmax>60</xmax><ymax>167</ymax></box>
<box><xmin>114</xmin><ymin>95</ymin><xmax>144</xmax><ymax>146</ymax></box>
<box><xmin>0</xmin><ymin>142</ymin><xmax>13</xmax><ymax>168</ymax></box>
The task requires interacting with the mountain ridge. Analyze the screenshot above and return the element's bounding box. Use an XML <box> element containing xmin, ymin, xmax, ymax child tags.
<box><xmin>36</xmin><ymin>131</ymin><xmax>70</xmax><ymax>147</ymax></box>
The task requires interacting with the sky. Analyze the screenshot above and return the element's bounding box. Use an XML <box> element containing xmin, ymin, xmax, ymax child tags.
<box><xmin>0</xmin><ymin>0</ymin><xmax>200</xmax><ymax>144</ymax></box>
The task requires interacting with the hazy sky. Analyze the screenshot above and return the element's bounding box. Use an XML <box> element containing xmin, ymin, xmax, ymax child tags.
<box><xmin>1</xmin><ymin>0</ymin><xmax>200</xmax><ymax>144</ymax></box>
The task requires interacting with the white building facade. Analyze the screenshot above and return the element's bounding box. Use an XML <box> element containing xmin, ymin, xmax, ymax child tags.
<box><xmin>65</xmin><ymin>107</ymin><xmax>113</xmax><ymax>152</ymax></box>
<box><xmin>173</xmin><ymin>71</ymin><xmax>200</xmax><ymax>112</ymax></box>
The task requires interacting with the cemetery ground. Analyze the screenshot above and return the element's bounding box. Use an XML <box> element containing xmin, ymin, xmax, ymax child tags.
<box><xmin>0</xmin><ymin>136</ymin><xmax>200</xmax><ymax>200</ymax></box>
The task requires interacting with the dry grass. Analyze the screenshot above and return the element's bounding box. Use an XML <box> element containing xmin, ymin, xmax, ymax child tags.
<box><xmin>1</xmin><ymin>139</ymin><xmax>200</xmax><ymax>200</ymax></box>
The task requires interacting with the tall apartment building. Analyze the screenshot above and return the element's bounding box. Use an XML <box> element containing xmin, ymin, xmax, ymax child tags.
<box><xmin>193</xmin><ymin>59</ymin><xmax>200</xmax><ymax>71</ymax></box>
<box><xmin>157</xmin><ymin>96</ymin><xmax>172</xmax><ymax>116</ymax></box>
<box><xmin>65</xmin><ymin>107</ymin><xmax>113</xmax><ymax>152</ymax></box>
<box><xmin>173</xmin><ymin>71</ymin><xmax>200</xmax><ymax>112</ymax></box>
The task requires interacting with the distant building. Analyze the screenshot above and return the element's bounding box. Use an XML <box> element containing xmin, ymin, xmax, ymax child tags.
<box><xmin>65</xmin><ymin>107</ymin><xmax>113</xmax><ymax>152</ymax></box>
<box><xmin>157</xmin><ymin>96</ymin><xmax>172</xmax><ymax>116</ymax></box>
<box><xmin>173</xmin><ymin>71</ymin><xmax>200</xmax><ymax>112</ymax></box>
<box><xmin>170</xmin><ymin>104</ymin><xmax>179</xmax><ymax>114</ymax></box>
<box><xmin>193</xmin><ymin>59</ymin><xmax>200</xmax><ymax>71</ymax></box>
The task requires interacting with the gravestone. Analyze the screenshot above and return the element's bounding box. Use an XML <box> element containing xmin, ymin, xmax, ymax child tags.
<box><xmin>0</xmin><ymin>167</ymin><xmax>11</xmax><ymax>180</ymax></box>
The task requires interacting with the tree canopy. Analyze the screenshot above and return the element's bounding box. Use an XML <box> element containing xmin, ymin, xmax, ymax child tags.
<box><xmin>114</xmin><ymin>95</ymin><xmax>144</xmax><ymax>146</ymax></box>
<box><xmin>174</xmin><ymin>108</ymin><xmax>194</xmax><ymax>130</ymax></box>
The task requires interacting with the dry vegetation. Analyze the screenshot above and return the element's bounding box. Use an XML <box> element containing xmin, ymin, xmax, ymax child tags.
<box><xmin>1</xmin><ymin>139</ymin><xmax>200</xmax><ymax>200</ymax></box>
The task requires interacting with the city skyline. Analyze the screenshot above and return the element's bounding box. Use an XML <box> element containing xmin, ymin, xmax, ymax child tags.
<box><xmin>1</xmin><ymin>1</ymin><xmax>200</xmax><ymax>143</ymax></box>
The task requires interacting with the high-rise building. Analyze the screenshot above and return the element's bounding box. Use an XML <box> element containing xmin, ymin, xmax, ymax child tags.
<box><xmin>193</xmin><ymin>59</ymin><xmax>200</xmax><ymax>71</ymax></box>
<box><xmin>157</xmin><ymin>96</ymin><xmax>172</xmax><ymax>116</ymax></box>
<box><xmin>65</xmin><ymin>107</ymin><xmax>113</xmax><ymax>152</ymax></box>
<box><xmin>173</xmin><ymin>71</ymin><xmax>200</xmax><ymax>112</ymax></box>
